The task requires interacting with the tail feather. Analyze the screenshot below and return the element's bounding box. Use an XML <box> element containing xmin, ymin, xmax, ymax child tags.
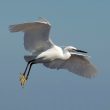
<box><xmin>24</xmin><ymin>55</ymin><xmax>36</xmax><ymax>62</ymax></box>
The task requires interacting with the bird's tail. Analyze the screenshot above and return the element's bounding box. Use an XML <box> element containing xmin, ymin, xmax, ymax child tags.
<box><xmin>24</xmin><ymin>55</ymin><xmax>36</xmax><ymax>62</ymax></box>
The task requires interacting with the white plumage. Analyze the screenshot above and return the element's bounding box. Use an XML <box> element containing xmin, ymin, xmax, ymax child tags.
<box><xmin>9</xmin><ymin>18</ymin><xmax>97</xmax><ymax>86</ymax></box>
<box><xmin>10</xmin><ymin>19</ymin><xmax>53</xmax><ymax>54</ymax></box>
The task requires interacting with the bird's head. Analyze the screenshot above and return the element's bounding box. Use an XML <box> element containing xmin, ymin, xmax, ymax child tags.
<box><xmin>64</xmin><ymin>46</ymin><xmax>87</xmax><ymax>53</ymax></box>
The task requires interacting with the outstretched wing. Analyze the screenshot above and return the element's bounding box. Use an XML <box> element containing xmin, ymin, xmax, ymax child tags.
<box><xmin>44</xmin><ymin>53</ymin><xmax>97</xmax><ymax>78</ymax></box>
<box><xmin>9</xmin><ymin>18</ymin><xmax>54</xmax><ymax>55</ymax></box>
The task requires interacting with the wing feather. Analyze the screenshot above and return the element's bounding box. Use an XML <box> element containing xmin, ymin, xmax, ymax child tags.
<box><xmin>9</xmin><ymin>18</ymin><xmax>54</xmax><ymax>54</ymax></box>
<box><xmin>44</xmin><ymin>53</ymin><xmax>97</xmax><ymax>78</ymax></box>
<box><xmin>9</xmin><ymin>21</ymin><xmax>50</xmax><ymax>32</ymax></box>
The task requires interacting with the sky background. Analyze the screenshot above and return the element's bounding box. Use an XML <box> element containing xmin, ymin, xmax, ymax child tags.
<box><xmin>0</xmin><ymin>0</ymin><xmax>110</xmax><ymax>110</ymax></box>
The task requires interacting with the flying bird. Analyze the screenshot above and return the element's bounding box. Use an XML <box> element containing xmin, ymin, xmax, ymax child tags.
<box><xmin>9</xmin><ymin>18</ymin><xmax>97</xmax><ymax>86</ymax></box>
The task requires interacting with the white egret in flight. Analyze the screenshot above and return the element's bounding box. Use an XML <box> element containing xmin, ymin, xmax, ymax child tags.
<box><xmin>9</xmin><ymin>18</ymin><xmax>97</xmax><ymax>86</ymax></box>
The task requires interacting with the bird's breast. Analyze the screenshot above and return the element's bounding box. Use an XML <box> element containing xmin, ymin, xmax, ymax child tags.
<box><xmin>37</xmin><ymin>45</ymin><xmax>64</xmax><ymax>61</ymax></box>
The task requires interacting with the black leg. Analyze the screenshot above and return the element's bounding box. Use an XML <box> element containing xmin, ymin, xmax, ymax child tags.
<box><xmin>19</xmin><ymin>59</ymin><xmax>36</xmax><ymax>87</ymax></box>
<box><xmin>23</xmin><ymin>59</ymin><xmax>35</xmax><ymax>76</ymax></box>
<box><xmin>24</xmin><ymin>58</ymin><xmax>43</xmax><ymax>79</ymax></box>
<box><xmin>23</xmin><ymin>62</ymin><xmax>30</xmax><ymax>76</ymax></box>
<box><xmin>26</xmin><ymin>62</ymin><xmax>35</xmax><ymax>80</ymax></box>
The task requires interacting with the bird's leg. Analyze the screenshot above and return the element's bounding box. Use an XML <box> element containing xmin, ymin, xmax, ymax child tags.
<box><xmin>23</xmin><ymin>62</ymin><xmax>30</xmax><ymax>75</ymax></box>
<box><xmin>26</xmin><ymin>62</ymin><xmax>35</xmax><ymax>80</ymax></box>
<box><xmin>23</xmin><ymin>59</ymin><xmax>35</xmax><ymax>75</ymax></box>
<box><xmin>19</xmin><ymin>58</ymin><xmax>43</xmax><ymax>87</ymax></box>
<box><xmin>19</xmin><ymin>59</ymin><xmax>35</xmax><ymax>87</ymax></box>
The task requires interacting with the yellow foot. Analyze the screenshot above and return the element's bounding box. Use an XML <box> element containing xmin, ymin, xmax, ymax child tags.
<box><xmin>19</xmin><ymin>73</ymin><xmax>27</xmax><ymax>87</ymax></box>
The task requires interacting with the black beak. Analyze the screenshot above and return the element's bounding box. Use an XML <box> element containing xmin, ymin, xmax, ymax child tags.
<box><xmin>76</xmin><ymin>49</ymin><xmax>87</xmax><ymax>53</ymax></box>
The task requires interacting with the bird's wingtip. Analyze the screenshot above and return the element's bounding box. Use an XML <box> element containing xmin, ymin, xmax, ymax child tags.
<box><xmin>8</xmin><ymin>25</ymin><xmax>14</xmax><ymax>32</ymax></box>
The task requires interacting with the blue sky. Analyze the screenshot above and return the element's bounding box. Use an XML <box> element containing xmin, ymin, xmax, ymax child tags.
<box><xmin>0</xmin><ymin>0</ymin><xmax>110</xmax><ymax>110</ymax></box>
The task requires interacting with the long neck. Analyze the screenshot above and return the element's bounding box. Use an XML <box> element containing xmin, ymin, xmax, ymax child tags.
<box><xmin>62</xmin><ymin>49</ymin><xmax>71</xmax><ymax>60</ymax></box>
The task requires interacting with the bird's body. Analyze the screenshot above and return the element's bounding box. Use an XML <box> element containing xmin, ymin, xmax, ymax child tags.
<box><xmin>9</xmin><ymin>18</ymin><xmax>97</xmax><ymax>86</ymax></box>
<box><xmin>37</xmin><ymin>45</ymin><xmax>65</xmax><ymax>60</ymax></box>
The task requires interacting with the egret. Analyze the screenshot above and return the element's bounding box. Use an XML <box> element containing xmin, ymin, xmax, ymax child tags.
<box><xmin>9</xmin><ymin>18</ymin><xmax>97</xmax><ymax>86</ymax></box>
